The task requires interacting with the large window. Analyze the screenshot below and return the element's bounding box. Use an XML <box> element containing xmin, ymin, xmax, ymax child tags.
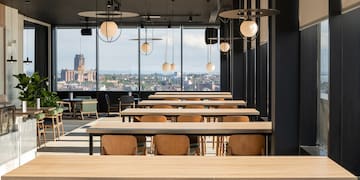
<box><xmin>55</xmin><ymin>27</ymin><xmax>220</xmax><ymax>91</ymax></box>
<box><xmin>140</xmin><ymin>28</ymin><xmax>181</xmax><ymax>91</ymax></box>
<box><xmin>183</xmin><ymin>28</ymin><xmax>220</xmax><ymax>91</ymax></box>
<box><xmin>98</xmin><ymin>28</ymin><xmax>139</xmax><ymax>91</ymax></box>
<box><xmin>23</xmin><ymin>28</ymin><xmax>35</xmax><ymax>76</ymax></box>
<box><xmin>56</xmin><ymin>28</ymin><xmax>97</xmax><ymax>91</ymax></box>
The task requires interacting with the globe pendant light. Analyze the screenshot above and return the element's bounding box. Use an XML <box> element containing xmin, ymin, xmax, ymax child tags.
<box><xmin>239</xmin><ymin>20</ymin><xmax>258</xmax><ymax>38</ymax></box>
<box><xmin>170</xmin><ymin>28</ymin><xmax>176</xmax><ymax>71</ymax></box>
<box><xmin>162</xmin><ymin>30</ymin><xmax>171</xmax><ymax>72</ymax></box>
<box><xmin>141</xmin><ymin>28</ymin><xmax>152</xmax><ymax>55</ymax></box>
<box><xmin>100</xmin><ymin>21</ymin><xmax>118</xmax><ymax>39</ymax></box>
<box><xmin>220</xmin><ymin>42</ymin><xmax>230</xmax><ymax>52</ymax></box>
<box><xmin>141</xmin><ymin>41</ymin><xmax>151</xmax><ymax>54</ymax></box>
<box><xmin>206</xmin><ymin>45</ymin><xmax>215</xmax><ymax>73</ymax></box>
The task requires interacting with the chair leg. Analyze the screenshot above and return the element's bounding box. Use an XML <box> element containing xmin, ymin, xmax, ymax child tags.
<box><xmin>81</xmin><ymin>113</ymin><xmax>84</xmax><ymax>120</ymax></box>
<box><xmin>96</xmin><ymin>112</ymin><xmax>99</xmax><ymax>119</ymax></box>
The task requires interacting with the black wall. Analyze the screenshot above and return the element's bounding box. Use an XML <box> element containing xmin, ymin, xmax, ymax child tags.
<box><xmin>329</xmin><ymin>3</ymin><xmax>360</xmax><ymax>175</ymax></box>
<box><xmin>271</xmin><ymin>0</ymin><xmax>300</xmax><ymax>154</ymax></box>
<box><xmin>299</xmin><ymin>25</ymin><xmax>318</xmax><ymax>146</ymax></box>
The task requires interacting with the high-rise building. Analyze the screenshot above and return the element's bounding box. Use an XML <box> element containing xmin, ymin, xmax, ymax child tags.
<box><xmin>74</xmin><ymin>54</ymin><xmax>85</xmax><ymax>71</ymax></box>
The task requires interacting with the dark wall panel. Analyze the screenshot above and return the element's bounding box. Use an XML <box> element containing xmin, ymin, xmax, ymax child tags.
<box><xmin>34</xmin><ymin>24</ymin><xmax>48</xmax><ymax>78</ymax></box>
<box><xmin>299</xmin><ymin>25</ymin><xmax>318</xmax><ymax>146</ymax></box>
<box><xmin>256</xmin><ymin>44</ymin><xmax>268</xmax><ymax>117</ymax></box>
<box><xmin>271</xmin><ymin>0</ymin><xmax>300</xmax><ymax>154</ymax></box>
<box><xmin>329</xmin><ymin>6</ymin><xmax>360</xmax><ymax>175</ymax></box>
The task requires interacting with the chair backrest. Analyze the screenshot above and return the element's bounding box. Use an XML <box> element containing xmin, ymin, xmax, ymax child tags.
<box><xmin>164</xmin><ymin>97</ymin><xmax>179</xmax><ymax>101</ymax></box>
<box><xmin>222</xmin><ymin>116</ymin><xmax>249</xmax><ymax>122</ymax></box>
<box><xmin>217</xmin><ymin>105</ymin><xmax>238</xmax><ymax>109</ymax></box>
<box><xmin>227</xmin><ymin>135</ymin><xmax>265</xmax><ymax>155</ymax></box>
<box><xmin>152</xmin><ymin>105</ymin><xmax>174</xmax><ymax>109</ymax></box>
<box><xmin>183</xmin><ymin>98</ymin><xmax>201</xmax><ymax>101</ymax></box>
<box><xmin>208</xmin><ymin>97</ymin><xmax>225</xmax><ymax>101</ymax></box>
<box><xmin>177</xmin><ymin>115</ymin><xmax>203</xmax><ymax>122</ymax></box>
<box><xmin>101</xmin><ymin>135</ymin><xmax>137</xmax><ymax>155</ymax></box>
<box><xmin>120</xmin><ymin>95</ymin><xmax>134</xmax><ymax>104</ymax></box>
<box><xmin>139</xmin><ymin>115</ymin><xmax>167</xmax><ymax>122</ymax></box>
<box><xmin>184</xmin><ymin>105</ymin><xmax>205</xmax><ymax>109</ymax></box>
<box><xmin>154</xmin><ymin>135</ymin><xmax>189</xmax><ymax>155</ymax></box>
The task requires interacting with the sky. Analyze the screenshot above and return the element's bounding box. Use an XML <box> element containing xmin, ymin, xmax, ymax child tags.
<box><xmin>55</xmin><ymin>28</ymin><xmax>221</xmax><ymax>74</ymax></box>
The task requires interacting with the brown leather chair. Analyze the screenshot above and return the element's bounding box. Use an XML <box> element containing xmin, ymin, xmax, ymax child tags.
<box><xmin>177</xmin><ymin>115</ymin><xmax>204</xmax><ymax>155</ymax></box>
<box><xmin>101</xmin><ymin>135</ymin><xmax>138</xmax><ymax>155</ymax></box>
<box><xmin>183</xmin><ymin>98</ymin><xmax>201</xmax><ymax>101</ymax></box>
<box><xmin>152</xmin><ymin>105</ymin><xmax>174</xmax><ymax>109</ymax></box>
<box><xmin>216</xmin><ymin>105</ymin><xmax>238</xmax><ymax>109</ymax></box>
<box><xmin>216</xmin><ymin>116</ymin><xmax>250</xmax><ymax>155</ymax></box>
<box><xmin>184</xmin><ymin>105</ymin><xmax>205</xmax><ymax>109</ymax></box>
<box><xmin>137</xmin><ymin>115</ymin><xmax>167</xmax><ymax>154</ymax></box>
<box><xmin>227</xmin><ymin>135</ymin><xmax>265</xmax><ymax>155</ymax></box>
<box><xmin>139</xmin><ymin>115</ymin><xmax>167</xmax><ymax>122</ymax></box>
<box><xmin>154</xmin><ymin>135</ymin><xmax>190</xmax><ymax>155</ymax></box>
<box><xmin>164</xmin><ymin>97</ymin><xmax>180</xmax><ymax>101</ymax></box>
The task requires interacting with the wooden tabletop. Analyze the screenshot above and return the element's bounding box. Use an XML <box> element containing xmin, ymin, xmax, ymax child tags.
<box><xmin>121</xmin><ymin>108</ymin><xmax>260</xmax><ymax>116</ymax></box>
<box><xmin>138</xmin><ymin>100</ymin><xmax>246</xmax><ymax>107</ymax></box>
<box><xmin>148</xmin><ymin>94</ymin><xmax>233</xmax><ymax>99</ymax></box>
<box><xmin>87</xmin><ymin>121</ymin><xmax>272</xmax><ymax>135</ymax></box>
<box><xmin>154</xmin><ymin>92</ymin><xmax>232</xmax><ymax>95</ymax></box>
<box><xmin>2</xmin><ymin>155</ymin><xmax>356</xmax><ymax>180</ymax></box>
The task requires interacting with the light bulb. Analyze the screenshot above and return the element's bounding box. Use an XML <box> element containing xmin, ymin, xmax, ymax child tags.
<box><xmin>206</xmin><ymin>62</ymin><xmax>215</xmax><ymax>72</ymax></box>
<box><xmin>170</xmin><ymin>63</ymin><xmax>176</xmax><ymax>71</ymax></box>
<box><xmin>220</xmin><ymin>42</ymin><xmax>230</xmax><ymax>52</ymax></box>
<box><xmin>240</xmin><ymin>20</ymin><xmax>258</xmax><ymax>37</ymax></box>
<box><xmin>100</xmin><ymin>21</ymin><xmax>118</xmax><ymax>39</ymax></box>
<box><xmin>141</xmin><ymin>42</ymin><xmax>151</xmax><ymax>53</ymax></box>
<box><xmin>162</xmin><ymin>62</ymin><xmax>171</xmax><ymax>72</ymax></box>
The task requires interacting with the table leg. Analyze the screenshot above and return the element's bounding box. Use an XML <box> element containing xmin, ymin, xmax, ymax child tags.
<box><xmin>265</xmin><ymin>134</ymin><xmax>269</xmax><ymax>155</ymax></box>
<box><xmin>89</xmin><ymin>134</ymin><xmax>93</xmax><ymax>155</ymax></box>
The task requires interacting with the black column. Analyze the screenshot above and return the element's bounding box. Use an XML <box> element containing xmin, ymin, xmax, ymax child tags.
<box><xmin>231</xmin><ymin>0</ymin><xmax>246</xmax><ymax>100</ymax></box>
<box><xmin>329</xmin><ymin>0</ymin><xmax>360</xmax><ymax>175</ymax></box>
<box><xmin>220</xmin><ymin>21</ymin><xmax>230</xmax><ymax>91</ymax></box>
<box><xmin>271</xmin><ymin>0</ymin><xmax>300</xmax><ymax>154</ymax></box>
<box><xmin>34</xmin><ymin>24</ymin><xmax>49</xmax><ymax>79</ymax></box>
<box><xmin>299</xmin><ymin>25</ymin><xmax>318</xmax><ymax>146</ymax></box>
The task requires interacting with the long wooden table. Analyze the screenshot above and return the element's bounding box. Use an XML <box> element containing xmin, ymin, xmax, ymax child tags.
<box><xmin>3</xmin><ymin>155</ymin><xmax>356</xmax><ymax>180</ymax></box>
<box><xmin>120</xmin><ymin>108</ymin><xmax>259</xmax><ymax>117</ymax></box>
<box><xmin>87</xmin><ymin>121</ymin><xmax>271</xmax><ymax>155</ymax></box>
<box><xmin>148</xmin><ymin>94</ymin><xmax>233</xmax><ymax>100</ymax></box>
<box><xmin>138</xmin><ymin>100</ymin><xmax>247</xmax><ymax>107</ymax></box>
<box><xmin>154</xmin><ymin>91</ymin><xmax>232</xmax><ymax>95</ymax></box>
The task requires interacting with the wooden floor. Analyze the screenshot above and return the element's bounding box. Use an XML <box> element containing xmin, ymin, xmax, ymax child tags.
<box><xmin>37</xmin><ymin>116</ymin><xmax>217</xmax><ymax>156</ymax></box>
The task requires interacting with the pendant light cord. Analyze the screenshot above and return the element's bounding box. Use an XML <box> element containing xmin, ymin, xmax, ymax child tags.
<box><xmin>172</xmin><ymin>29</ymin><xmax>174</xmax><ymax>64</ymax></box>
<box><xmin>164</xmin><ymin>30</ymin><xmax>169</xmax><ymax>63</ymax></box>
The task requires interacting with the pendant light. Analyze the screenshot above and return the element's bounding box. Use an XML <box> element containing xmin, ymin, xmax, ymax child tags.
<box><xmin>98</xmin><ymin>0</ymin><xmax>121</xmax><ymax>43</ymax></box>
<box><xmin>162</xmin><ymin>30</ymin><xmax>171</xmax><ymax>72</ymax></box>
<box><xmin>206</xmin><ymin>45</ymin><xmax>215</xmax><ymax>73</ymax></box>
<box><xmin>170</xmin><ymin>28</ymin><xmax>176</xmax><ymax>71</ymax></box>
<box><xmin>220</xmin><ymin>41</ymin><xmax>230</xmax><ymax>52</ymax></box>
<box><xmin>240</xmin><ymin>20</ymin><xmax>258</xmax><ymax>38</ymax></box>
<box><xmin>6</xmin><ymin>8</ymin><xmax>17</xmax><ymax>63</ymax></box>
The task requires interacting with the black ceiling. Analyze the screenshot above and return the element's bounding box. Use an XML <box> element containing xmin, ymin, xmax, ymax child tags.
<box><xmin>0</xmin><ymin>0</ymin><xmax>233</xmax><ymax>26</ymax></box>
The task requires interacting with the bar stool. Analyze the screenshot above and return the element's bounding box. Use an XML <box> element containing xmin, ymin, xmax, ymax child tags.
<box><xmin>36</xmin><ymin>113</ymin><xmax>46</xmax><ymax>147</ymax></box>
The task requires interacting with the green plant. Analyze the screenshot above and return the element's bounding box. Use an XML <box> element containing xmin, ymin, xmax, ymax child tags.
<box><xmin>13</xmin><ymin>72</ymin><xmax>60</xmax><ymax>107</ymax></box>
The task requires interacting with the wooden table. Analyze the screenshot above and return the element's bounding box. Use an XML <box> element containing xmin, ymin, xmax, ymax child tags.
<box><xmin>138</xmin><ymin>100</ymin><xmax>246</xmax><ymax>107</ymax></box>
<box><xmin>87</xmin><ymin>121</ymin><xmax>270</xmax><ymax>155</ymax></box>
<box><xmin>148</xmin><ymin>94</ymin><xmax>233</xmax><ymax>100</ymax></box>
<box><xmin>121</xmin><ymin>108</ymin><xmax>259</xmax><ymax>117</ymax></box>
<box><xmin>2</xmin><ymin>155</ymin><xmax>356</xmax><ymax>180</ymax></box>
<box><xmin>155</xmin><ymin>91</ymin><xmax>232</xmax><ymax>95</ymax></box>
<box><xmin>62</xmin><ymin>98</ymin><xmax>84</xmax><ymax>117</ymax></box>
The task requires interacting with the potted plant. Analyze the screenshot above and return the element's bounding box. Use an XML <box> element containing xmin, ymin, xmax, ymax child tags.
<box><xmin>13</xmin><ymin>72</ymin><xmax>60</xmax><ymax>107</ymax></box>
